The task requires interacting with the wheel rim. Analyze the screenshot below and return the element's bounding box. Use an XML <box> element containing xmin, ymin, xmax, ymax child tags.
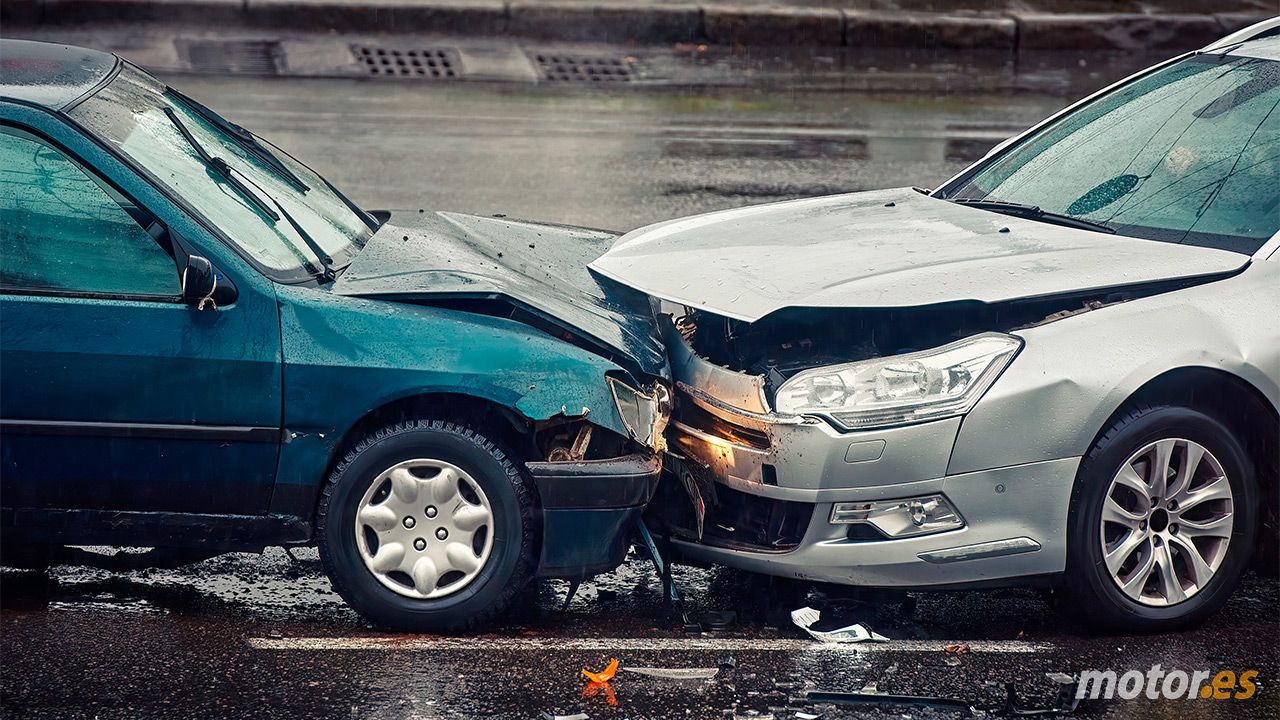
<box><xmin>354</xmin><ymin>458</ymin><xmax>495</xmax><ymax>599</ymax></box>
<box><xmin>1099</xmin><ymin>438</ymin><xmax>1234</xmax><ymax>607</ymax></box>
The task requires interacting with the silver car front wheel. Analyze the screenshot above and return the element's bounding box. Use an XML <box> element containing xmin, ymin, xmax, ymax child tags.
<box><xmin>1099</xmin><ymin>437</ymin><xmax>1236</xmax><ymax>607</ymax></box>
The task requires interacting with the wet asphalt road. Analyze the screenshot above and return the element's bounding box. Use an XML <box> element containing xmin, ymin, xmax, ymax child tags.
<box><xmin>3</xmin><ymin>73</ymin><xmax>1279</xmax><ymax>719</ymax></box>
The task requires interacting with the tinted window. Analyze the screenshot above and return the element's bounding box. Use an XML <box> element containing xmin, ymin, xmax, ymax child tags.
<box><xmin>947</xmin><ymin>54</ymin><xmax>1280</xmax><ymax>254</ymax></box>
<box><xmin>0</xmin><ymin>128</ymin><xmax>178</xmax><ymax>296</ymax></box>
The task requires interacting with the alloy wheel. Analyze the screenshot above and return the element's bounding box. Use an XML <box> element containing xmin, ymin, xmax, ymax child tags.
<box><xmin>354</xmin><ymin>458</ymin><xmax>494</xmax><ymax>599</ymax></box>
<box><xmin>1099</xmin><ymin>438</ymin><xmax>1234</xmax><ymax>607</ymax></box>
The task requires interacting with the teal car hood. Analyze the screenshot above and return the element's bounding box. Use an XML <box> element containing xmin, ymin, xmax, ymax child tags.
<box><xmin>332</xmin><ymin>211</ymin><xmax>668</xmax><ymax>378</ymax></box>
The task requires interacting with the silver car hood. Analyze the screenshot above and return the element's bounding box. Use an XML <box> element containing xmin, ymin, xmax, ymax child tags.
<box><xmin>589</xmin><ymin>187</ymin><xmax>1249</xmax><ymax>322</ymax></box>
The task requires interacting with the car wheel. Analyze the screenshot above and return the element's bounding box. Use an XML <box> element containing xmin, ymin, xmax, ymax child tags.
<box><xmin>1063</xmin><ymin>404</ymin><xmax>1257</xmax><ymax>632</ymax></box>
<box><xmin>317</xmin><ymin>419</ymin><xmax>536</xmax><ymax>631</ymax></box>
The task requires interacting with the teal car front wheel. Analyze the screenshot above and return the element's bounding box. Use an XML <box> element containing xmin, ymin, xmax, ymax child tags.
<box><xmin>318</xmin><ymin>419</ymin><xmax>536</xmax><ymax>631</ymax></box>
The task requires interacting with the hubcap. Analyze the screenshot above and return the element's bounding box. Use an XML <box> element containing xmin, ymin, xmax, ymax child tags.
<box><xmin>1099</xmin><ymin>438</ymin><xmax>1233</xmax><ymax>607</ymax></box>
<box><xmin>354</xmin><ymin>458</ymin><xmax>494</xmax><ymax>599</ymax></box>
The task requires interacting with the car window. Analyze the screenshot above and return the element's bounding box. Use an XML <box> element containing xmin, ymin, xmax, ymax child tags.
<box><xmin>946</xmin><ymin>54</ymin><xmax>1280</xmax><ymax>254</ymax></box>
<box><xmin>0</xmin><ymin>127</ymin><xmax>179</xmax><ymax>296</ymax></box>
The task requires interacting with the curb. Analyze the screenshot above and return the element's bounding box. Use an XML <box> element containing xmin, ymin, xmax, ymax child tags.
<box><xmin>5</xmin><ymin>0</ymin><xmax>1275</xmax><ymax>54</ymax></box>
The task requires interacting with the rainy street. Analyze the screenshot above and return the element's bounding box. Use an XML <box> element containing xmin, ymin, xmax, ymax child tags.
<box><xmin>2</xmin><ymin>29</ymin><xmax>1279</xmax><ymax>720</ymax></box>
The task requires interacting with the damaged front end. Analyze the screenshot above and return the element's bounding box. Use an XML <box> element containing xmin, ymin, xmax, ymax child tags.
<box><xmin>647</xmin><ymin>281</ymin><xmax>1209</xmax><ymax>559</ymax></box>
<box><xmin>524</xmin><ymin>380</ymin><xmax>671</xmax><ymax>579</ymax></box>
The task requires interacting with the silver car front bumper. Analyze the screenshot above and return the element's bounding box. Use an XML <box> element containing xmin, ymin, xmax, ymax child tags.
<box><xmin>661</xmin><ymin>320</ymin><xmax>1074</xmax><ymax>587</ymax></box>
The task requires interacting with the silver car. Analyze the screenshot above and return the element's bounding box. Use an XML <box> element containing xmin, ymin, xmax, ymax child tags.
<box><xmin>592</xmin><ymin>18</ymin><xmax>1280</xmax><ymax>631</ymax></box>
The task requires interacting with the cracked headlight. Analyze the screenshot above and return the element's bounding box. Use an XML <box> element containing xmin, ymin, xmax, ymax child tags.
<box><xmin>774</xmin><ymin>333</ymin><xmax>1021</xmax><ymax>430</ymax></box>
<box><xmin>607</xmin><ymin>377</ymin><xmax>671</xmax><ymax>451</ymax></box>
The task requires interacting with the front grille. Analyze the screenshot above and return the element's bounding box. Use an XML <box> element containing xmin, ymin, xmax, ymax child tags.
<box><xmin>647</xmin><ymin>471</ymin><xmax>811</xmax><ymax>553</ymax></box>
<box><xmin>351</xmin><ymin>45</ymin><xmax>460</xmax><ymax>79</ymax></box>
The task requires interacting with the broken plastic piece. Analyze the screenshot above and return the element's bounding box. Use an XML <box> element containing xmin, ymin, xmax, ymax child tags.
<box><xmin>581</xmin><ymin>658</ymin><xmax>620</xmax><ymax>684</ymax></box>
<box><xmin>621</xmin><ymin>666</ymin><xmax>719</xmax><ymax>680</ymax></box>
<box><xmin>790</xmin><ymin>606</ymin><xmax>889</xmax><ymax>643</ymax></box>
<box><xmin>541</xmin><ymin>714</ymin><xmax>589</xmax><ymax>720</ymax></box>
<box><xmin>805</xmin><ymin>690</ymin><xmax>974</xmax><ymax>715</ymax></box>
<box><xmin>794</xmin><ymin>713</ymin><xmax>821</xmax><ymax>720</ymax></box>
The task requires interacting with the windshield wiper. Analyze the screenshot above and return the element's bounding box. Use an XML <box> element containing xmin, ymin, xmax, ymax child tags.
<box><xmin>164</xmin><ymin>107</ymin><xmax>280</xmax><ymax>221</ymax></box>
<box><xmin>950</xmin><ymin>198</ymin><xmax>1117</xmax><ymax>234</ymax></box>
<box><xmin>166</xmin><ymin>87</ymin><xmax>309</xmax><ymax>193</ymax></box>
<box><xmin>163</xmin><ymin>107</ymin><xmax>335</xmax><ymax>281</ymax></box>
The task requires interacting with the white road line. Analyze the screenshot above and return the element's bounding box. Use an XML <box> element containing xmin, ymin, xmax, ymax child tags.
<box><xmin>248</xmin><ymin>636</ymin><xmax>1049</xmax><ymax>653</ymax></box>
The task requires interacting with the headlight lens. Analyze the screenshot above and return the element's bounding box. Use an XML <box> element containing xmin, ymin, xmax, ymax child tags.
<box><xmin>607</xmin><ymin>377</ymin><xmax>671</xmax><ymax>451</ymax></box>
<box><xmin>774</xmin><ymin>332</ymin><xmax>1021</xmax><ymax>429</ymax></box>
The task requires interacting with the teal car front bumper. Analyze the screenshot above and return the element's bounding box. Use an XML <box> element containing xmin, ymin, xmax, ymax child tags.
<box><xmin>527</xmin><ymin>452</ymin><xmax>662</xmax><ymax>578</ymax></box>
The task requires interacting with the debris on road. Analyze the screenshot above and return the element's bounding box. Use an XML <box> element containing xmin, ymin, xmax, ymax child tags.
<box><xmin>621</xmin><ymin>666</ymin><xmax>719</xmax><ymax>680</ymax></box>
<box><xmin>790</xmin><ymin>606</ymin><xmax>889</xmax><ymax>643</ymax></box>
<box><xmin>805</xmin><ymin>689</ymin><xmax>976</xmax><ymax>715</ymax></box>
<box><xmin>581</xmin><ymin>658</ymin><xmax>620</xmax><ymax>684</ymax></box>
<box><xmin>944</xmin><ymin>642</ymin><xmax>972</xmax><ymax>665</ymax></box>
<box><xmin>541</xmin><ymin>713</ymin><xmax>589</xmax><ymax>720</ymax></box>
<box><xmin>984</xmin><ymin>674</ymin><xmax>1083</xmax><ymax>717</ymax></box>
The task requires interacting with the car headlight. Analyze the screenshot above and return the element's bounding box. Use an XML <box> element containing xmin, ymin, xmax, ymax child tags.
<box><xmin>607</xmin><ymin>377</ymin><xmax>671</xmax><ymax>451</ymax></box>
<box><xmin>774</xmin><ymin>332</ymin><xmax>1021</xmax><ymax>430</ymax></box>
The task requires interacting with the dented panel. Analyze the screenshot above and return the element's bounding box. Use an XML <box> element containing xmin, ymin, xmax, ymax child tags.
<box><xmin>591</xmin><ymin>187</ymin><xmax>1248</xmax><ymax>322</ymax></box>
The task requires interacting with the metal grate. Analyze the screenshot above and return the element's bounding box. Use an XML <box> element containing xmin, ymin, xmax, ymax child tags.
<box><xmin>534</xmin><ymin>54</ymin><xmax>634</xmax><ymax>83</ymax></box>
<box><xmin>352</xmin><ymin>45</ymin><xmax>460</xmax><ymax>79</ymax></box>
<box><xmin>181</xmin><ymin>40</ymin><xmax>281</xmax><ymax>75</ymax></box>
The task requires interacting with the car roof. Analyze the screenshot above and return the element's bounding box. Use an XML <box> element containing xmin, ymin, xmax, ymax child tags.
<box><xmin>1201</xmin><ymin>16</ymin><xmax>1280</xmax><ymax>56</ymax></box>
<box><xmin>0</xmin><ymin>39</ymin><xmax>118</xmax><ymax>111</ymax></box>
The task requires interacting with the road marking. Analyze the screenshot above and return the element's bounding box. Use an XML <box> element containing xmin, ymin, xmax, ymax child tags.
<box><xmin>248</xmin><ymin>636</ymin><xmax>1048</xmax><ymax>653</ymax></box>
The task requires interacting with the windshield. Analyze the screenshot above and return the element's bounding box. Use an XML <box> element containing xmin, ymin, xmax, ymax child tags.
<box><xmin>70</xmin><ymin>64</ymin><xmax>373</xmax><ymax>280</ymax></box>
<box><xmin>942</xmin><ymin>53</ymin><xmax>1280</xmax><ymax>254</ymax></box>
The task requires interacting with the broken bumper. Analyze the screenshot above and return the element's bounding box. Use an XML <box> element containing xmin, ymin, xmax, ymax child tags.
<box><xmin>656</xmin><ymin>323</ymin><xmax>1073</xmax><ymax>588</ymax></box>
<box><xmin>526</xmin><ymin>452</ymin><xmax>662</xmax><ymax>579</ymax></box>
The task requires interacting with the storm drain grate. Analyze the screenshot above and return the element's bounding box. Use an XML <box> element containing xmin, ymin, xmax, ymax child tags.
<box><xmin>181</xmin><ymin>40</ymin><xmax>281</xmax><ymax>75</ymax></box>
<box><xmin>534</xmin><ymin>54</ymin><xmax>634</xmax><ymax>83</ymax></box>
<box><xmin>351</xmin><ymin>45</ymin><xmax>460</xmax><ymax>79</ymax></box>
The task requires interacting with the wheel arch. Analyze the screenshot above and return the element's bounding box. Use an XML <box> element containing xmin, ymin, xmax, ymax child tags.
<box><xmin>1087</xmin><ymin>366</ymin><xmax>1278</xmax><ymax>571</ymax></box>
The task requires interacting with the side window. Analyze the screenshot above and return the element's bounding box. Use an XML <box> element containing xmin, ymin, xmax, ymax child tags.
<box><xmin>0</xmin><ymin>127</ymin><xmax>179</xmax><ymax>296</ymax></box>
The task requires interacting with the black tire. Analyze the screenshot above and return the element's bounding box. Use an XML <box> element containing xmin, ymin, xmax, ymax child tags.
<box><xmin>1062</xmin><ymin>404</ymin><xmax>1257</xmax><ymax>632</ymax></box>
<box><xmin>317</xmin><ymin>420</ymin><xmax>537</xmax><ymax>632</ymax></box>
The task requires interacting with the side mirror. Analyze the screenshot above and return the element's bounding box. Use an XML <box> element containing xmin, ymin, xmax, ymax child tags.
<box><xmin>182</xmin><ymin>256</ymin><xmax>219</xmax><ymax>310</ymax></box>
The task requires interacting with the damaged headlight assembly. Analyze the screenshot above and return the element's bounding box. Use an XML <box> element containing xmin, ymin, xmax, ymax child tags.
<box><xmin>774</xmin><ymin>332</ymin><xmax>1022</xmax><ymax>430</ymax></box>
<box><xmin>606</xmin><ymin>377</ymin><xmax>672</xmax><ymax>451</ymax></box>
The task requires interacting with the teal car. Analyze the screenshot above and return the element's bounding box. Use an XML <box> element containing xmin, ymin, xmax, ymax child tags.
<box><xmin>0</xmin><ymin>40</ymin><xmax>670</xmax><ymax>631</ymax></box>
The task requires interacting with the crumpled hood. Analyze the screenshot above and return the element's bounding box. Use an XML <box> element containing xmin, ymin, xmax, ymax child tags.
<box><xmin>589</xmin><ymin>187</ymin><xmax>1249</xmax><ymax>322</ymax></box>
<box><xmin>333</xmin><ymin>211</ymin><xmax>667</xmax><ymax>378</ymax></box>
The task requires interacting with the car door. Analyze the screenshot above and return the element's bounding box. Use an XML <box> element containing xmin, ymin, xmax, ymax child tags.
<box><xmin>0</xmin><ymin>122</ymin><xmax>283</xmax><ymax>515</ymax></box>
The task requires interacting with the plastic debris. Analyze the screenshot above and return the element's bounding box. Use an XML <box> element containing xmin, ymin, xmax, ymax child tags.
<box><xmin>698</xmin><ymin>610</ymin><xmax>737</xmax><ymax>630</ymax></box>
<box><xmin>541</xmin><ymin>714</ymin><xmax>589</xmax><ymax>720</ymax></box>
<box><xmin>794</xmin><ymin>713</ymin><xmax>822</xmax><ymax>720</ymax></box>
<box><xmin>621</xmin><ymin>666</ymin><xmax>719</xmax><ymax>680</ymax></box>
<box><xmin>581</xmin><ymin>658</ymin><xmax>620</xmax><ymax>684</ymax></box>
<box><xmin>945</xmin><ymin>643</ymin><xmax>972</xmax><ymax>655</ymax></box>
<box><xmin>790</xmin><ymin>606</ymin><xmax>889</xmax><ymax>643</ymax></box>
